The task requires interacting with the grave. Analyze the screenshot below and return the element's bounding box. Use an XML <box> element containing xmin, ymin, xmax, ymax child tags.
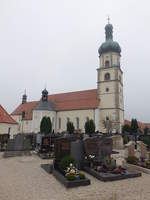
<box><xmin>3</xmin><ymin>134</ymin><xmax>31</xmax><ymax>158</ymax></box>
<box><xmin>83</xmin><ymin>136</ymin><xmax>141</xmax><ymax>181</ymax></box>
<box><xmin>42</xmin><ymin>134</ymin><xmax>90</xmax><ymax>188</ymax></box>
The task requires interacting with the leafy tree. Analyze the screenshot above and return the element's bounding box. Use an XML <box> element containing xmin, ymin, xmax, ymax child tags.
<box><xmin>40</xmin><ymin>116</ymin><xmax>52</xmax><ymax>135</ymax></box>
<box><xmin>67</xmin><ymin>121</ymin><xmax>74</xmax><ymax>134</ymax></box>
<box><xmin>84</xmin><ymin>119</ymin><xmax>95</xmax><ymax>136</ymax></box>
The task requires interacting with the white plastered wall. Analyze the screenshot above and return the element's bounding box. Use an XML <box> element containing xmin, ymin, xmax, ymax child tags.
<box><xmin>56</xmin><ymin>109</ymin><xmax>96</xmax><ymax>132</ymax></box>
<box><xmin>0</xmin><ymin>123</ymin><xmax>18</xmax><ymax>138</ymax></box>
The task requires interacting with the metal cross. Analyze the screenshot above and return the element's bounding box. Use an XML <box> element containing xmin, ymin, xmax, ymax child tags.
<box><xmin>107</xmin><ymin>16</ymin><xmax>110</xmax><ymax>24</ymax></box>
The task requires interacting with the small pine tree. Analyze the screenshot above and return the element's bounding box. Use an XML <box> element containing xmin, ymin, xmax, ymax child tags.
<box><xmin>67</xmin><ymin>121</ymin><xmax>74</xmax><ymax>134</ymax></box>
<box><xmin>84</xmin><ymin>119</ymin><xmax>95</xmax><ymax>135</ymax></box>
<box><xmin>40</xmin><ymin>116</ymin><xmax>47</xmax><ymax>134</ymax></box>
<box><xmin>131</xmin><ymin>118</ymin><xmax>139</xmax><ymax>133</ymax></box>
<box><xmin>40</xmin><ymin>116</ymin><xmax>52</xmax><ymax>135</ymax></box>
<box><xmin>89</xmin><ymin>119</ymin><xmax>95</xmax><ymax>134</ymax></box>
<box><xmin>84</xmin><ymin>119</ymin><xmax>90</xmax><ymax>134</ymax></box>
<box><xmin>131</xmin><ymin>118</ymin><xmax>139</xmax><ymax>148</ymax></box>
<box><xmin>46</xmin><ymin>117</ymin><xmax>52</xmax><ymax>134</ymax></box>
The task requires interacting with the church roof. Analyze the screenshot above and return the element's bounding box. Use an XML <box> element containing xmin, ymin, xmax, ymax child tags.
<box><xmin>11</xmin><ymin>101</ymin><xmax>39</xmax><ymax>120</ymax></box>
<box><xmin>11</xmin><ymin>89</ymin><xmax>99</xmax><ymax>120</ymax></box>
<box><xmin>0</xmin><ymin>104</ymin><xmax>17</xmax><ymax>124</ymax></box>
<box><xmin>34</xmin><ymin>100</ymin><xmax>56</xmax><ymax>111</ymax></box>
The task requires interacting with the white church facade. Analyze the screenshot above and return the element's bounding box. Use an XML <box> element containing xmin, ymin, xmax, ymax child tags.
<box><xmin>11</xmin><ymin>22</ymin><xmax>124</xmax><ymax>134</ymax></box>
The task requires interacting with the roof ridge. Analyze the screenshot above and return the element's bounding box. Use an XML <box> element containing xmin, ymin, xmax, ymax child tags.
<box><xmin>48</xmin><ymin>88</ymin><xmax>97</xmax><ymax>96</ymax></box>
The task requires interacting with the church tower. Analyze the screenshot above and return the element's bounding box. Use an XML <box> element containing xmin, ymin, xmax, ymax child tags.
<box><xmin>97</xmin><ymin>20</ymin><xmax>124</xmax><ymax>133</ymax></box>
<box><xmin>22</xmin><ymin>90</ymin><xmax>27</xmax><ymax>104</ymax></box>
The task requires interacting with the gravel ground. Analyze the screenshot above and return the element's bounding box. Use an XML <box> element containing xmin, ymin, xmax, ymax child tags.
<box><xmin>0</xmin><ymin>153</ymin><xmax>150</xmax><ymax>200</ymax></box>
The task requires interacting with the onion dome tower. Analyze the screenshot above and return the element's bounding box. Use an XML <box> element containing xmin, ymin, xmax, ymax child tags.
<box><xmin>97</xmin><ymin>18</ymin><xmax>124</xmax><ymax>133</ymax></box>
<box><xmin>98</xmin><ymin>21</ymin><xmax>121</xmax><ymax>56</ymax></box>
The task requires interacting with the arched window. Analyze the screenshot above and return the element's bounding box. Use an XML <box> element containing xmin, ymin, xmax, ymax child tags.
<box><xmin>58</xmin><ymin>118</ymin><xmax>61</xmax><ymax>129</ymax></box>
<box><xmin>52</xmin><ymin>117</ymin><xmax>55</xmax><ymax>128</ymax></box>
<box><xmin>106</xmin><ymin>88</ymin><xmax>109</xmax><ymax>92</ymax></box>
<box><xmin>76</xmin><ymin>117</ymin><xmax>79</xmax><ymax>129</ymax></box>
<box><xmin>104</xmin><ymin>73</ymin><xmax>110</xmax><ymax>80</ymax></box>
<box><xmin>105</xmin><ymin>60</ymin><xmax>110</xmax><ymax>67</ymax></box>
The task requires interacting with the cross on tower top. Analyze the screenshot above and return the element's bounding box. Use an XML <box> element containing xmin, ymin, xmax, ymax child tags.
<box><xmin>107</xmin><ymin>16</ymin><xmax>110</xmax><ymax>24</ymax></box>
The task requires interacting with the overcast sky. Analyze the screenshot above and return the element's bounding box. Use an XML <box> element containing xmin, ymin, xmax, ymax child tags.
<box><xmin>0</xmin><ymin>0</ymin><xmax>150</xmax><ymax>122</ymax></box>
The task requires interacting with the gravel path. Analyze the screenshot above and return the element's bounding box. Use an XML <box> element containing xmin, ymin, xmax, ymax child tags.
<box><xmin>0</xmin><ymin>154</ymin><xmax>150</xmax><ymax>200</ymax></box>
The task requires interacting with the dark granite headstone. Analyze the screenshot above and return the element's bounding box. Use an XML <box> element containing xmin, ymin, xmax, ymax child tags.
<box><xmin>6</xmin><ymin>134</ymin><xmax>31</xmax><ymax>151</ymax></box>
<box><xmin>54</xmin><ymin>137</ymin><xmax>71</xmax><ymax>161</ymax></box>
<box><xmin>14</xmin><ymin>134</ymin><xmax>24</xmax><ymax>151</ymax></box>
<box><xmin>71</xmin><ymin>140</ymin><xmax>84</xmax><ymax>169</ymax></box>
<box><xmin>23</xmin><ymin>138</ymin><xmax>31</xmax><ymax>150</ymax></box>
<box><xmin>83</xmin><ymin>136</ymin><xmax>113</xmax><ymax>161</ymax></box>
<box><xmin>7</xmin><ymin>139</ymin><xmax>15</xmax><ymax>151</ymax></box>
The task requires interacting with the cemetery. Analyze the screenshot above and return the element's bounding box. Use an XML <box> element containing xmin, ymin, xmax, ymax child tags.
<box><xmin>39</xmin><ymin>132</ymin><xmax>142</xmax><ymax>187</ymax></box>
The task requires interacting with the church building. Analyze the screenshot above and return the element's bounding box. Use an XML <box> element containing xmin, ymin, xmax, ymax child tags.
<box><xmin>11</xmin><ymin>21</ymin><xmax>124</xmax><ymax>135</ymax></box>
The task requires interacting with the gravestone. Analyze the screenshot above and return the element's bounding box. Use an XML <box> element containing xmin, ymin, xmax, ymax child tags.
<box><xmin>7</xmin><ymin>139</ymin><xmax>15</xmax><ymax>151</ymax></box>
<box><xmin>23</xmin><ymin>137</ymin><xmax>31</xmax><ymax>150</ymax></box>
<box><xmin>6</xmin><ymin>134</ymin><xmax>31</xmax><ymax>151</ymax></box>
<box><xmin>137</xmin><ymin>141</ymin><xmax>147</xmax><ymax>159</ymax></box>
<box><xmin>14</xmin><ymin>134</ymin><xmax>24</xmax><ymax>151</ymax></box>
<box><xmin>71</xmin><ymin>140</ymin><xmax>84</xmax><ymax>169</ymax></box>
<box><xmin>125</xmin><ymin>141</ymin><xmax>135</xmax><ymax>158</ymax></box>
<box><xmin>83</xmin><ymin>136</ymin><xmax>113</xmax><ymax>161</ymax></box>
<box><xmin>54</xmin><ymin>136</ymin><xmax>71</xmax><ymax>162</ymax></box>
<box><xmin>112</xmin><ymin>135</ymin><xmax>124</xmax><ymax>149</ymax></box>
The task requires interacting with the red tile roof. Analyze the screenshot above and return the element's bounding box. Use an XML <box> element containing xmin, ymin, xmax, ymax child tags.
<box><xmin>0</xmin><ymin>104</ymin><xmax>17</xmax><ymax>124</ymax></box>
<box><xmin>124</xmin><ymin>120</ymin><xmax>150</xmax><ymax>130</ymax></box>
<box><xmin>11</xmin><ymin>89</ymin><xmax>99</xmax><ymax>120</ymax></box>
<box><xmin>11</xmin><ymin>101</ymin><xmax>39</xmax><ymax>120</ymax></box>
<box><xmin>48</xmin><ymin>89</ymin><xmax>99</xmax><ymax>111</ymax></box>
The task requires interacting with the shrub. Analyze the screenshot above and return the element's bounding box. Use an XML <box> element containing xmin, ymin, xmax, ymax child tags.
<box><xmin>126</xmin><ymin>156</ymin><xmax>138</xmax><ymax>165</ymax></box>
<box><xmin>40</xmin><ymin>116</ymin><xmax>52</xmax><ymax>135</ymax></box>
<box><xmin>66</xmin><ymin>174</ymin><xmax>76</xmax><ymax>181</ymax></box>
<box><xmin>60</xmin><ymin>155</ymin><xmax>76</xmax><ymax>171</ymax></box>
<box><xmin>84</xmin><ymin>119</ymin><xmax>95</xmax><ymax>135</ymax></box>
<box><xmin>79</xmin><ymin>172</ymin><xmax>85</xmax><ymax>179</ymax></box>
<box><xmin>67</xmin><ymin>121</ymin><xmax>74</xmax><ymax>134</ymax></box>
